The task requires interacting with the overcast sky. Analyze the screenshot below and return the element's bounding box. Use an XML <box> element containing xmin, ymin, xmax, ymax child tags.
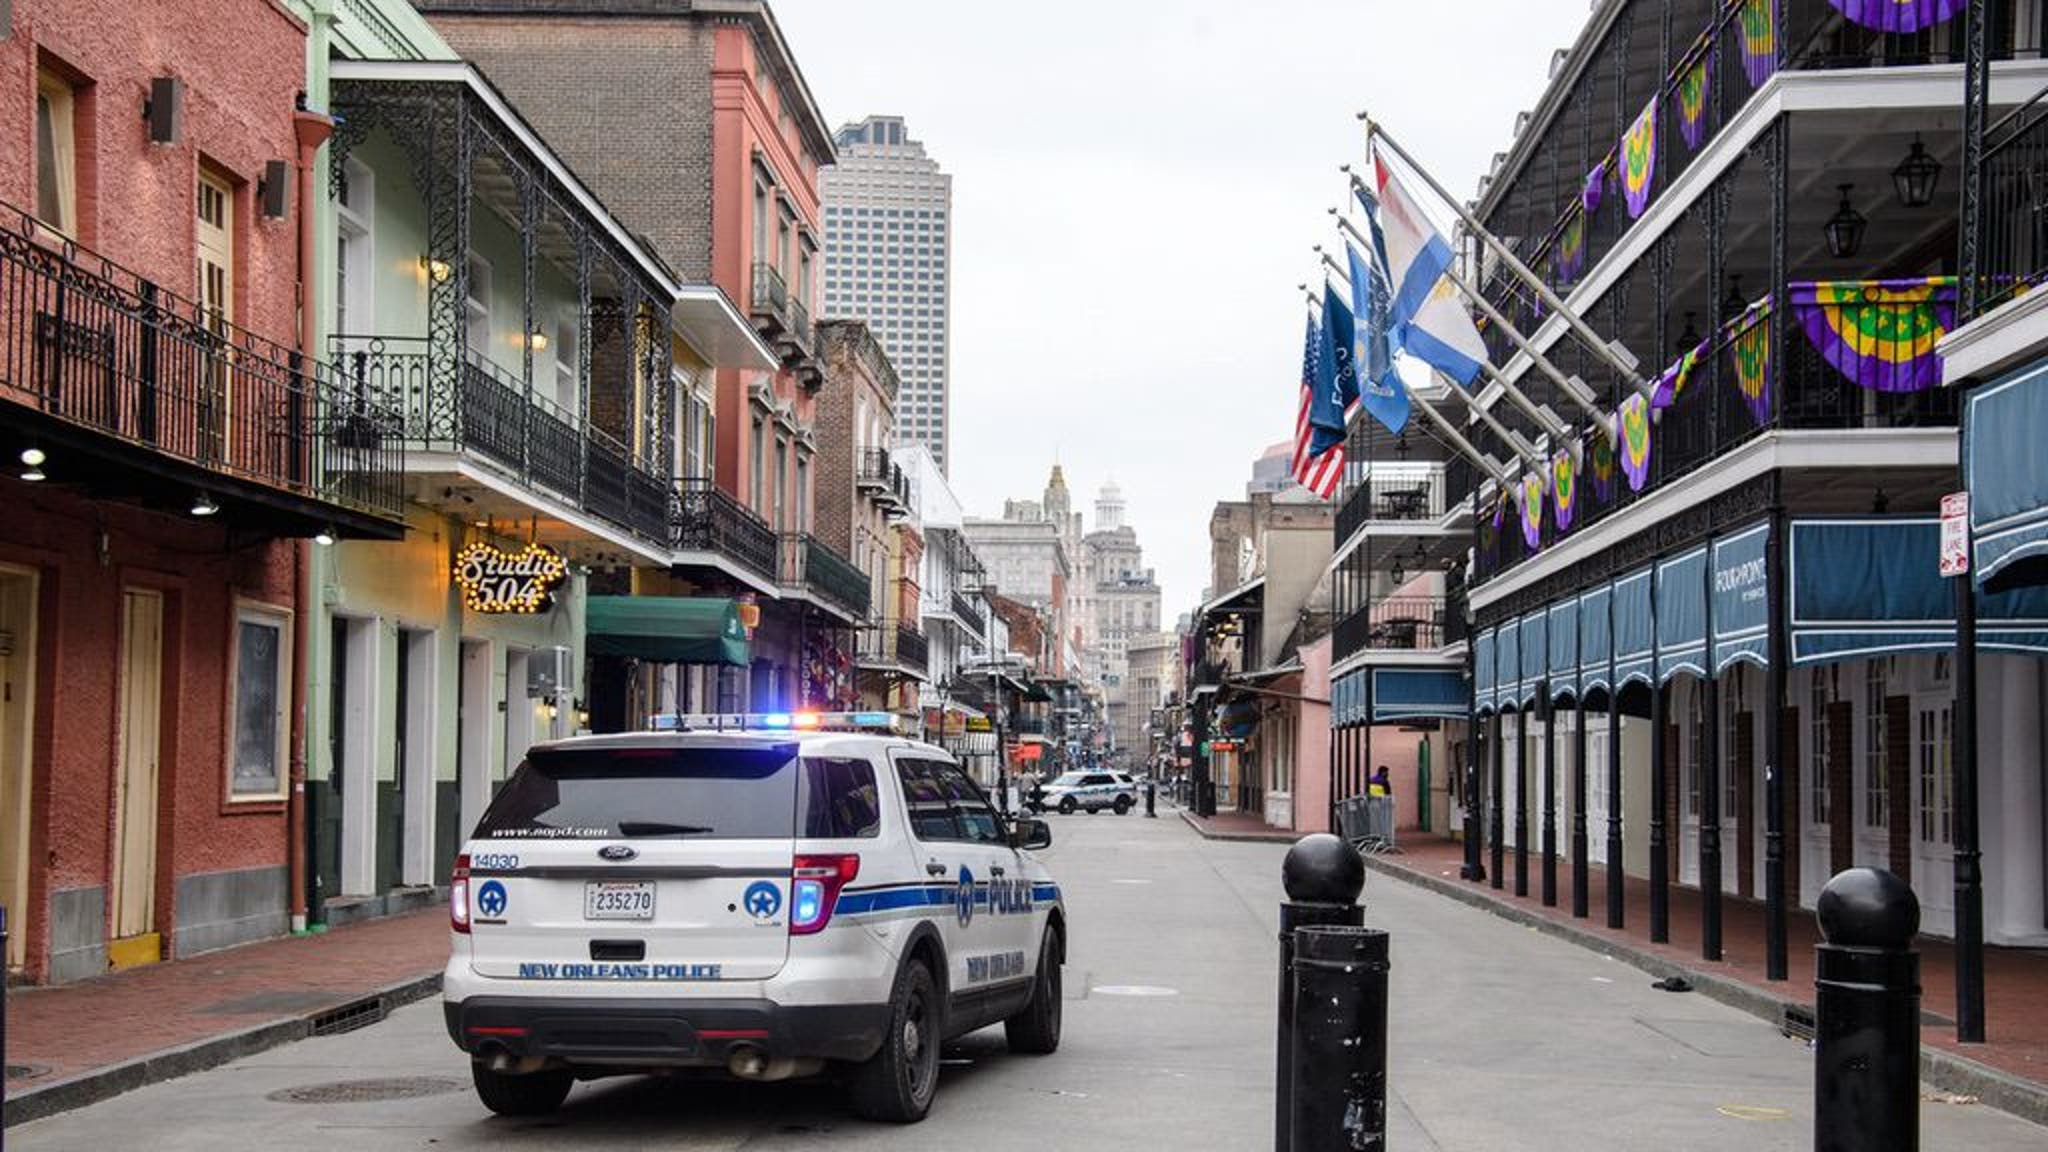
<box><xmin>773</xmin><ymin>0</ymin><xmax>1592</xmax><ymax>619</ymax></box>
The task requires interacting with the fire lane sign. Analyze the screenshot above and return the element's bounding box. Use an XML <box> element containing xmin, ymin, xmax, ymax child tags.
<box><xmin>1940</xmin><ymin>492</ymin><xmax>1970</xmax><ymax>578</ymax></box>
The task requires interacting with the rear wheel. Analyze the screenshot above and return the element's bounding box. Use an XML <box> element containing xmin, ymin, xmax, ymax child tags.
<box><xmin>471</xmin><ymin>1062</ymin><xmax>574</xmax><ymax>1116</ymax></box>
<box><xmin>1058</xmin><ymin>796</ymin><xmax>1077</xmax><ymax>815</ymax></box>
<box><xmin>849</xmin><ymin>959</ymin><xmax>940</xmax><ymax>1123</ymax></box>
<box><xmin>1112</xmin><ymin>795</ymin><xmax>1132</xmax><ymax>815</ymax></box>
<box><xmin>1005</xmin><ymin>928</ymin><xmax>1063</xmax><ymax>1054</ymax></box>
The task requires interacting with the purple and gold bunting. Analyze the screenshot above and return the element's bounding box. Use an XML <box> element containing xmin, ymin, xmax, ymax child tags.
<box><xmin>1676</xmin><ymin>51</ymin><xmax>1711</xmax><ymax>151</ymax></box>
<box><xmin>1740</xmin><ymin>0</ymin><xmax>1777</xmax><ymax>89</ymax></box>
<box><xmin>1583</xmin><ymin>159</ymin><xmax>1607</xmax><ymax>217</ymax></box>
<box><xmin>1619</xmin><ymin>395</ymin><xmax>1652</xmax><ymax>492</ymax></box>
<box><xmin>1520</xmin><ymin>472</ymin><xmax>1544</xmax><ymax>549</ymax></box>
<box><xmin>1589</xmin><ymin>430</ymin><xmax>1616</xmax><ymax>503</ymax></box>
<box><xmin>1789</xmin><ymin>277</ymin><xmax>1955</xmax><ymax>393</ymax></box>
<box><xmin>1557</xmin><ymin>210</ymin><xmax>1586</xmax><ymax>284</ymax></box>
<box><xmin>1826</xmin><ymin>0</ymin><xmax>1966</xmax><ymax>33</ymax></box>
<box><xmin>1552</xmin><ymin>451</ymin><xmax>1577</xmax><ymax>532</ymax></box>
<box><xmin>1652</xmin><ymin>344</ymin><xmax>1701</xmax><ymax>410</ymax></box>
<box><xmin>1623</xmin><ymin>97</ymin><xmax>1658</xmax><ymax>218</ymax></box>
<box><xmin>1728</xmin><ymin>303</ymin><xmax>1772</xmax><ymax>424</ymax></box>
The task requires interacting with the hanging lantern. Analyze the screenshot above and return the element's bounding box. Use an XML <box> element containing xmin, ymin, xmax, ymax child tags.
<box><xmin>1722</xmin><ymin>274</ymin><xmax>1747</xmax><ymax>321</ymax></box>
<box><xmin>1824</xmin><ymin>183</ymin><xmax>1867</xmax><ymax>259</ymax></box>
<box><xmin>1890</xmin><ymin>136</ymin><xmax>1941</xmax><ymax>208</ymax></box>
<box><xmin>1675</xmin><ymin>311</ymin><xmax>1701</xmax><ymax>356</ymax></box>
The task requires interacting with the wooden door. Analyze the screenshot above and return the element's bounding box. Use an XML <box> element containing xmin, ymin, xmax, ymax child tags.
<box><xmin>0</xmin><ymin>567</ymin><xmax>36</xmax><ymax>971</ymax></box>
<box><xmin>112</xmin><ymin>589</ymin><xmax>164</xmax><ymax>957</ymax></box>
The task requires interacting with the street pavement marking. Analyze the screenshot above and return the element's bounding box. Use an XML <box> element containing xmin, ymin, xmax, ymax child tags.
<box><xmin>1090</xmin><ymin>984</ymin><xmax>1179</xmax><ymax>997</ymax></box>
<box><xmin>1716</xmin><ymin>1105</ymin><xmax>1791</xmax><ymax>1121</ymax></box>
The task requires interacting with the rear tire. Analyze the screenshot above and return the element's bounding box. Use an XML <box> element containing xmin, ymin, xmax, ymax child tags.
<box><xmin>1058</xmin><ymin>796</ymin><xmax>1077</xmax><ymax>815</ymax></box>
<box><xmin>1005</xmin><ymin>929</ymin><xmax>1063</xmax><ymax>1054</ymax></box>
<box><xmin>471</xmin><ymin>1062</ymin><xmax>573</xmax><ymax>1116</ymax></box>
<box><xmin>849</xmin><ymin>959</ymin><xmax>940</xmax><ymax>1123</ymax></box>
<box><xmin>1112</xmin><ymin>796</ymin><xmax>1132</xmax><ymax>815</ymax></box>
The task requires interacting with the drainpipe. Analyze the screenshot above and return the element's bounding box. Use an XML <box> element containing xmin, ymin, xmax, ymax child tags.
<box><xmin>289</xmin><ymin>101</ymin><xmax>336</xmax><ymax>935</ymax></box>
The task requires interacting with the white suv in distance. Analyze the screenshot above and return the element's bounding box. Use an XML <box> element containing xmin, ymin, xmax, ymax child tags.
<box><xmin>444</xmin><ymin>713</ymin><xmax>1066</xmax><ymax>1124</ymax></box>
<box><xmin>1036</xmin><ymin>770</ymin><xmax>1138</xmax><ymax>815</ymax></box>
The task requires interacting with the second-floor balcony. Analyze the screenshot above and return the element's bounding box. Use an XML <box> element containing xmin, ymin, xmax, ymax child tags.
<box><xmin>0</xmin><ymin>205</ymin><xmax>405</xmax><ymax>537</ymax></box>
<box><xmin>858</xmin><ymin>448</ymin><xmax>912</xmax><ymax>516</ymax></box>
<box><xmin>1334</xmin><ymin>596</ymin><xmax>1451</xmax><ymax>658</ymax></box>
<box><xmin>333</xmin><ymin>337</ymin><xmax>670</xmax><ymax>546</ymax></box>
<box><xmin>950</xmin><ymin>587</ymin><xmax>986</xmax><ymax>638</ymax></box>
<box><xmin>781</xmin><ymin>532</ymin><xmax>871</xmax><ymax>622</ymax></box>
<box><xmin>857</xmin><ymin>621</ymin><xmax>929</xmax><ymax>679</ymax></box>
<box><xmin>1966</xmin><ymin>84</ymin><xmax>2048</xmax><ymax>324</ymax></box>
<box><xmin>672</xmin><ymin>476</ymin><xmax>779</xmax><ymax>590</ymax></box>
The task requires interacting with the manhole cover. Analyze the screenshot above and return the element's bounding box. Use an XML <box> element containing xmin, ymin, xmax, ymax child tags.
<box><xmin>267</xmin><ymin>1077</ymin><xmax>466</xmax><ymax>1104</ymax></box>
<box><xmin>1090</xmin><ymin>984</ymin><xmax>1179</xmax><ymax>997</ymax></box>
<box><xmin>7</xmin><ymin>1063</ymin><xmax>51</xmax><ymax>1082</ymax></box>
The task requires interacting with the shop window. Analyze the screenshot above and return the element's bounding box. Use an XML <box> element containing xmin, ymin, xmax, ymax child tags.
<box><xmin>229</xmin><ymin>605</ymin><xmax>292</xmax><ymax>801</ymax></box>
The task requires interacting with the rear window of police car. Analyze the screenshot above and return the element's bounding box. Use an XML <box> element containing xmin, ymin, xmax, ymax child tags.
<box><xmin>475</xmin><ymin>747</ymin><xmax>881</xmax><ymax>840</ymax></box>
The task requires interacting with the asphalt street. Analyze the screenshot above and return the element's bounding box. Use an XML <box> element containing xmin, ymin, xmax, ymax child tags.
<box><xmin>12</xmin><ymin>808</ymin><xmax>2047</xmax><ymax>1150</ymax></box>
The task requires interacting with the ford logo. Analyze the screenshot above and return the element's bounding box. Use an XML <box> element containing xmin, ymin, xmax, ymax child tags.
<box><xmin>598</xmin><ymin>844</ymin><xmax>638</xmax><ymax>862</ymax></box>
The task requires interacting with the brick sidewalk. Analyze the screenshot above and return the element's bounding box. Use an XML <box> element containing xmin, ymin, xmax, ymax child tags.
<box><xmin>4</xmin><ymin>907</ymin><xmax>448</xmax><ymax>1124</ymax></box>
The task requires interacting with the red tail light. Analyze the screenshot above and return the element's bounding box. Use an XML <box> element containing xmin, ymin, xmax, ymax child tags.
<box><xmin>451</xmin><ymin>853</ymin><xmax>472</xmax><ymax>935</ymax></box>
<box><xmin>790</xmin><ymin>853</ymin><xmax>860</xmax><ymax>936</ymax></box>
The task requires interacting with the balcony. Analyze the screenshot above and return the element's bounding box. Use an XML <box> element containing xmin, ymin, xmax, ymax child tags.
<box><xmin>750</xmin><ymin>261</ymin><xmax>791</xmax><ymax>335</ymax></box>
<box><xmin>781</xmin><ymin>532</ymin><xmax>871</xmax><ymax>621</ymax></box>
<box><xmin>857</xmin><ymin>621</ymin><xmax>929</xmax><ymax>678</ymax></box>
<box><xmin>332</xmin><ymin>336</ymin><xmax>669</xmax><ymax>545</ymax></box>
<box><xmin>1336</xmin><ymin>471</ymin><xmax>1452</xmax><ymax>542</ymax></box>
<box><xmin>858</xmin><ymin>448</ymin><xmax>911</xmax><ymax>515</ymax></box>
<box><xmin>1967</xmin><ymin>86</ymin><xmax>2048</xmax><ymax>324</ymax></box>
<box><xmin>671</xmin><ymin>477</ymin><xmax>779</xmax><ymax>586</ymax></box>
<box><xmin>1334</xmin><ymin>596</ymin><xmax>1449</xmax><ymax>659</ymax></box>
<box><xmin>950</xmin><ymin>587</ymin><xmax>986</xmax><ymax>638</ymax></box>
<box><xmin>0</xmin><ymin>209</ymin><xmax>405</xmax><ymax>535</ymax></box>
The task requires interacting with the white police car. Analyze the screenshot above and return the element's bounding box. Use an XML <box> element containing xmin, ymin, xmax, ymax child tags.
<box><xmin>444</xmin><ymin>712</ymin><xmax>1066</xmax><ymax>1124</ymax></box>
<box><xmin>1036</xmin><ymin>770</ymin><xmax>1138</xmax><ymax>815</ymax></box>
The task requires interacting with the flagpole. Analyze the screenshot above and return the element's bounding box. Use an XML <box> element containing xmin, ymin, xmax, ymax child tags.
<box><xmin>1335</xmin><ymin>206</ymin><xmax>1620</xmax><ymax>446</ymax></box>
<box><xmin>1302</xmin><ymin>283</ymin><xmax>1514</xmax><ymax>487</ymax></box>
<box><xmin>1361</xmin><ymin>114</ymin><xmax>1658</xmax><ymax>407</ymax></box>
<box><xmin>1316</xmin><ymin>249</ymin><xmax>1558</xmax><ymax>468</ymax></box>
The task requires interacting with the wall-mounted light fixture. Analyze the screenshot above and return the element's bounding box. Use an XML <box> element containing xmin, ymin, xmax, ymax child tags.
<box><xmin>1891</xmin><ymin>136</ymin><xmax>1941</xmax><ymax>208</ymax></box>
<box><xmin>529</xmin><ymin>329</ymin><xmax>549</xmax><ymax>352</ymax></box>
<box><xmin>1825</xmin><ymin>184</ymin><xmax>1867</xmax><ymax>260</ymax></box>
<box><xmin>421</xmin><ymin>256</ymin><xmax>452</xmax><ymax>284</ymax></box>
<box><xmin>258</xmin><ymin>159</ymin><xmax>289</xmax><ymax>219</ymax></box>
<box><xmin>144</xmin><ymin>76</ymin><xmax>183</xmax><ymax>144</ymax></box>
<box><xmin>19</xmin><ymin>447</ymin><xmax>45</xmax><ymax>482</ymax></box>
<box><xmin>190</xmin><ymin>492</ymin><xmax>220</xmax><ymax>517</ymax></box>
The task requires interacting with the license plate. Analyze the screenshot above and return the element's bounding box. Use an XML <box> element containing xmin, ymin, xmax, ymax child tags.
<box><xmin>584</xmin><ymin>881</ymin><xmax>655</xmax><ymax>920</ymax></box>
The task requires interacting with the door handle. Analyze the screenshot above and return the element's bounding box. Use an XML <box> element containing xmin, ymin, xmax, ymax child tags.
<box><xmin>926</xmin><ymin>861</ymin><xmax>948</xmax><ymax>877</ymax></box>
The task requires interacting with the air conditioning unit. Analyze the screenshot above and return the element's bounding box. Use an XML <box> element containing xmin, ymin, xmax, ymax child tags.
<box><xmin>527</xmin><ymin>646</ymin><xmax>576</xmax><ymax>699</ymax></box>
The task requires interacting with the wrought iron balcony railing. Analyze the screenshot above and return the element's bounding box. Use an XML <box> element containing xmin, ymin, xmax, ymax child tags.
<box><xmin>782</xmin><ymin>532</ymin><xmax>872</xmax><ymax>620</ymax></box>
<box><xmin>788</xmin><ymin>295</ymin><xmax>814</xmax><ymax>359</ymax></box>
<box><xmin>331</xmin><ymin>335</ymin><xmax>669</xmax><ymax>545</ymax></box>
<box><xmin>896</xmin><ymin>622</ymin><xmax>929</xmax><ymax>674</ymax></box>
<box><xmin>1336</xmin><ymin>471</ymin><xmax>1449</xmax><ymax>543</ymax></box>
<box><xmin>950</xmin><ymin>587</ymin><xmax>985</xmax><ymax>636</ymax></box>
<box><xmin>857</xmin><ymin>446</ymin><xmax>894</xmax><ymax>491</ymax></box>
<box><xmin>0</xmin><ymin>209</ymin><xmax>405</xmax><ymax>525</ymax></box>
<box><xmin>856</xmin><ymin>620</ymin><xmax>927</xmax><ymax>675</ymax></box>
<box><xmin>750</xmin><ymin>262</ymin><xmax>791</xmax><ymax>335</ymax></box>
<box><xmin>1966</xmin><ymin>84</ymin><xmax>2048</xmax><ymax>322</ymax></box>
<box><xmin>1333</xmin><ymin>596</ymin><xmax>1449</xmax><ymax>660</ymax></box>
<box><xmin>672</xmin><ymin>477</ymin><xmax>779</xmax><ymax>584</ymax></box>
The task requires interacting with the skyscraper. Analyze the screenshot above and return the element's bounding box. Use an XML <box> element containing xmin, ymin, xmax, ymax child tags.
<box><xmin>821</xmin><ymin>116</ymin><xmax>954</xmax><ymax>472</ymax></box>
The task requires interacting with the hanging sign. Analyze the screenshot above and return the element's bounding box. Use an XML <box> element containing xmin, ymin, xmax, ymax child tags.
<box><xmin>455</xmin><ymin>542</ymin><xmax>568</xmax><ymax>614</ymax></box>
<box><xmin>1940</xmin><ymin>491</ymin><xmax>1970</xmax><ymax>578</ymax></box>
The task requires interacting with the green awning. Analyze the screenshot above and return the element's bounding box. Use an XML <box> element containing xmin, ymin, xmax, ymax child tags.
<box><xmin>1022</xmin><ymin>681</ymin><xmax>1054</xmax><ymax>703</ymax></box>
<box><xmin>586</xmin><ymin>596</ymin><xmax>750</xmax><ymax>667</ymax></box>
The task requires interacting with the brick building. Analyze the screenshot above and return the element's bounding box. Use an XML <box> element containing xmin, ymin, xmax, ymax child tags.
<box><xmin>419</xmin><ymin>0</ymin><xmax>866</xmax><ymax>713</ymax></box>
<box><xmin>0</xmin><ymin>0</ymin><xmax>406</xmax><ymax>980</ymax></box>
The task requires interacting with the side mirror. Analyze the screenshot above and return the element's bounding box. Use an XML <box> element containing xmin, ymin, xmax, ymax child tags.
<box><xmin>1010</xmin><ymin>817</ymin><xmax>1053</xmax><ymax>851</ymax></box>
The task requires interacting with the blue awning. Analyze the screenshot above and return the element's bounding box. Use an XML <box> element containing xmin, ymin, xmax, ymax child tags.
<box><xmin>1474</xmin><ymin>629</ymin><xmax>1496</xmax><ymax>715</ymax></box>
<box><xmin>1656</xmin><ymin>547</ymin><xmax>1709</xmax><ymax>682</ymax></box>
<box><xmin>1790</xmin><ymin>517</ymin><xmax>2048</xmax><ymax>664</ymax></box>
<box><xmin>1613</xmin><ymin>568</ymin><xmax>1654</xmax><ymax>688</ymax></box>
<box><xmin>1371</xmin><ymin>668</ymin><xmax>1468</xmax><ymax>722</ymax></box>
<box><xmin>1967</xmin><ymin>358</ymin><xmax>2048</xmax><ymax>591</ymax></box>
<box><xmin>1712</xmin><ymin>521</ymin><xmax>1771</xmax><ymax>672</ymax></box>
<box><xmin>1548</xmin><ymin>599</ymin><xmax>1579</xmax><ymax>700</ymax></box>
<box><xmin>1498</xmin><ymin>618</ymin><xmax>1522</xmax><ymax>710</ymax></box>
<box><xmin>1517</xmin><ymin>611</ymin><xmax>1547</xmax><ymax>704</ymax></box>
<box><xmin>1578</xmin><ymin>585</ymin><xmax>1613</xmax><ymax>696</ymax></box>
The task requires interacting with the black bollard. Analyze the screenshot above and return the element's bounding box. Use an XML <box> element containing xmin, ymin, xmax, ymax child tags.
<box><xmin>1290</xmin><ymin>924</ymin><xmax>1390</xmax><ymax>1152</ymax></box>
<box><xmin>1814</xmin><ymin>868</ymin><xmax>1920</xmax><ymax>1152</ymax></box>
<box><xmin>1276</xmin><ymin>834</ymin><xmax>1365</xmax><ymax>1152</ymax></box>
<box><xmin>1146</xmin><ymin>777</ymin><xmax>1157</xmax><ymax>818</ymax></box>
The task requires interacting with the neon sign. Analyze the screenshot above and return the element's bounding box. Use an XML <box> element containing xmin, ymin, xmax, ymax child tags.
<box><xmin>454</xmin><ymin>542</ymin><xmax>568</xmax><ymax>614</ymax></box>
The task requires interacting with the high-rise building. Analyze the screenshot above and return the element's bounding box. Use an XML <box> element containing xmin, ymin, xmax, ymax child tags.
<box><xmin>821</xmin><ymin>116</ymin><xmax>954</xmax><ymax>472</ymax></box>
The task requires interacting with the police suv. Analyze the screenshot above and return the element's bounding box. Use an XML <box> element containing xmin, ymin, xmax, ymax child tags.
<box><xmin>1035</xmin><ymin>770</ymin><xmax>1139</xmax><ymax>815</ymax></box>
<box><xmin>445</xmin><ymin>712</ymin><xmax>1066</xmax><ymax>1123</ymax></box>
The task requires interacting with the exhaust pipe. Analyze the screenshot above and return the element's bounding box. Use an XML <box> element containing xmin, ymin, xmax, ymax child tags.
<box><xmin>478</xmin><ymin>1043</ymin><xmax>547</xmax><ymax>1076</ymax></box>
<box><xmin>725</xmin><ymin>1045</ymin><xmax>823</xmax><ymax>1082</ymax></box>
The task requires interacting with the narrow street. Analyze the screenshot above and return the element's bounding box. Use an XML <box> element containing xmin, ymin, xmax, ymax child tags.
<box><xmin>10</xmin><ymin>811</ymin><xmax>2043</xmax><ymax>1151</ymax></box>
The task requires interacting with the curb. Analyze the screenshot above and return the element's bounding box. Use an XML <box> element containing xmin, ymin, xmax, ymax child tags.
<box><xmin>1177</xmin><ymin>809</ymin><xmax>1299</xmax><ymax>844</ymax></box>
<box><xmin>1356</xmin><ymin>853</ymin><xmax>2048</xmax><ymax>1130</ymax></box>
<box><xmin>5</xmin><ymin>970</ymin><xmax>444</xmax><ymax>1128</ymax></box>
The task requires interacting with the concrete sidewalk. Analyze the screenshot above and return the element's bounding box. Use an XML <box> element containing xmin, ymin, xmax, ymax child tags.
<box><xmin>4</xmin><ymin>907</ymin><xmax>448</xmax><ymax>1125</ymax></box>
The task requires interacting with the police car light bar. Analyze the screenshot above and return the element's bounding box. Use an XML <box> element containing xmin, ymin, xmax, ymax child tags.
<box><xmin>649</xmin><ymin>711</ymin><xmax>909</xmax><ymax>735</ymax></box>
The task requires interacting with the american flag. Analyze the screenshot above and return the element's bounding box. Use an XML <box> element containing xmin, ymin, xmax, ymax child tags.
<box><xmin>1292</xmin><ymin>314</ymin><xmax>1344</xmax><ymax>499</ymax></box>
